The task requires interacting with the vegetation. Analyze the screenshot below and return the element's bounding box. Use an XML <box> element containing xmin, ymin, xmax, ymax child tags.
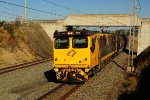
<box><xmin>0</xmin><ymin>21</ymin><xmax>4</xmax><ymax>27</ymax></box>
<box><xmin>4</xmin><ymin>24</ymin><xmax>15</xmax><ymax>37</ymax></box>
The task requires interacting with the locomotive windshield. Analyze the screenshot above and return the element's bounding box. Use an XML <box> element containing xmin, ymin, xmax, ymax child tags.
<box><xmin>72</xmin><ymin>37</ymin><xmax>88</xmax><ymax>48</ymax></box>
<box><xmin>55</xmin><ymin>37</ymin><xmax>69</xmax><ymax>49</ymax></box>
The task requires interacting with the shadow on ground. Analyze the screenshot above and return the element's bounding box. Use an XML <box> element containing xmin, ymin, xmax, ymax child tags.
<box><xmin>44</xmin><ymin>69</ymin><xmax>57</xmax><ymax>82</ymax></box>
<box><xmin>118</xmin><ymin>65</ymin><xmax>150</xmax><ymax>100</ymax></box>
<box><xmin>123</xmin><ymin>48</ymin><xmax>137</xmax><ymax>55</ymax></box>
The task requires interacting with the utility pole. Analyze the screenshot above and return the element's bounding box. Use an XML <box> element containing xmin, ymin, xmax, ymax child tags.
<box><xmin>24</xmin><ymin>0</ymin><xmax>27</xmax><ymax>23</ymax></box>
<box><xmin>128</xmin><ymin>0</ymin><xmax>139</xmax><ymax>72</ymax></box>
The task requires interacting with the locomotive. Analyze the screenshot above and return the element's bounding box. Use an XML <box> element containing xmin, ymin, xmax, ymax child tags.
<box><xmin>53</xmin><ymin>29</ymin><xmax>126</xmax><ymax>82</ymax></box>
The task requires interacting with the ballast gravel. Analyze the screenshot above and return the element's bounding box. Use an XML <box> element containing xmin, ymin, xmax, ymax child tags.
<box><xmin>67</xmin><ymin>52</ymin><xmax>128</xmax><ymax>100</ymax></box>
<box><xmin>0</xmin><ymin>60</ymin><xmax>60</xmax><ymax>100</ymax></box>
<box><xmin>0</xmin><ymin>52</ymin><xmax>128</xmax><ymax>100</ymax></box>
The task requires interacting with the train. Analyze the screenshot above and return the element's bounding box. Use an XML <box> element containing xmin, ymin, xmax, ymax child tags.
<box><xmin>53</xmin><ymin>29</ymin><xmax>126</xmax><ymax>82</ymax></box>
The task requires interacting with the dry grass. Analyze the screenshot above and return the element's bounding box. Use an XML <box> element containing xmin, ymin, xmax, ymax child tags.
<box><xmin>0</xmin><ymin>25</ymin><xmax>42</xmax><ymax>68</ymax></box>
<box><xmin>107</xmin><ymin>72</ymin><xmax>138</xmax><ymax>100</ymax></box>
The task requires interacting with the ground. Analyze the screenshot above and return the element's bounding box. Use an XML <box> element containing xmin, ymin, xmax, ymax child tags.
<box><xmin>0</xmin><ymin>22</ymin><xmax>53</xmax><ymax>68</ymax></box>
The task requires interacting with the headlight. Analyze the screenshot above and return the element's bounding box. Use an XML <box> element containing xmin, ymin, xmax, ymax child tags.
<box><xmin>83</xmin><ymin>58</ymin><xmax>87</xmax><ymax>61</ymax></box>
<box><xmin>79</xmin><ymin>58</ymin><xmax>87</xmax><ymax>63</ymax></box>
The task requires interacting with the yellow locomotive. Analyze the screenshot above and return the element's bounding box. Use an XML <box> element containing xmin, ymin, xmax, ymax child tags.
<box><xmin>53</xmin><ymin>29</ymin><xmax>125</xmax><ymax>82</ymax></box>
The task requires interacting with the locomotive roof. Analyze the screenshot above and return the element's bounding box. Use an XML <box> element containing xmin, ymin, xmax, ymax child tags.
<box><xmin>54</xmin><ymin>30</ymin><xmax>114</xmax><ymax>38</ymax></box>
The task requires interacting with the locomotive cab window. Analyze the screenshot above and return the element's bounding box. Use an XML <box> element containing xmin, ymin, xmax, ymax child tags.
<box><xmin>55</xmin><ymin>37</ymin><xmax>69</xmax><ymax>49</ymax></box>
<box><xmin>72</xmin><ymin>37</ymin><xmax>88</xmax><ymax>48</ymax></box>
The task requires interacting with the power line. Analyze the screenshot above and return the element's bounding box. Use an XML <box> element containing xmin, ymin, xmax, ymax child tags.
<box><xmin>0</xmin><ymin>9</ymin><xmax>68</xmax><ymax>30</ymax></box>
<box><xmin>41</xmin><ymin>0</ymin><xmax>86</xmax><ymax>14</ymax></box>
<box><xmin>41</xmin><ymin>0</ymin><xmax>126</xmax><ymax>26</ymax></box>
<box><xmin>0</xmin><ymin>13</ymin><xmax>63</xmax><ymax>30</ymax></box>
<box><xmin>0</xmin><ymin>0</ymin><xmax>98</xmax><ymax>25</ymax></box>
<box><xmin>0</xmin><ymin>0</ymin><xmax>64</xmax><ymax>18</ymax></box>
<box><xmin>41</xmin><ymin>0</ymin><xmax>130</xmax><ymax>26</ymax></box>
<box><xmin>0</xmin><ymin>10</ymin><xmax>34</xmax><ymax>21</ymax></box>
<box><xmin>102</xmin><ymin>16</ymin><xmax>128</xmax><ymax>26</ymax></box>
<box><xmin>0</xmin><ymin>0</ymin><xmax>135</xmax><ymax>28</ymax></box>
<box><xmin>0</xmin><ymin>14</ymin><xmax>14</xmax><ymax>21</ymax></box>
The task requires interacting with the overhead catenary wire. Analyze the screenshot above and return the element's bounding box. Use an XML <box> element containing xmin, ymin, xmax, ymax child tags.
<box><xmin>0</xmin><ymin>5</ymin><xmax>64</xmax><ymax>29</ymax></box>
<box><xmin>0</xmin><ymin>2</ymin><xmax>55</xmax><ymax>21</ymax></box>
<box><xmin>0</xmin><ymin>14</ymin><xmax>63</xmax><ymax>30</ymax></box>
<box><xmin>0</xmin><ymin>0</ymin><xmax>102</xmax><ymax>25</ymax></box>
<box><xmin>0</xmin><ymin>1</ymin><xmax>75</xmax><ymax>23</ymax></box>
<box><xmin>41</xmin><ymin>0</ymin><xmax>130</xmax><ymax>27</ymax></box>
<box><xmin>0</xmin><ymin>10</ymin><xmax>62</xmax><ymax>30</ymax></box>
<box><xmin>0</xmin><ymin>14</ymin><xmax>15</xmax><ymax>21</ymax></box>
<box><xmin>42</xmin><ymin>0</ymin><xmax>86</xmax><ymax>14</ymax></box>
<box><xmin>0</xmin><ymin>0</ymin><xmax>64</xmax><ymax>18</ymax></box>
<box><xmin>0</xmin><ymin>9</ymin><xmax>36</xmax><ymax>21</ymax></box>
<box><xmin>0</xmin><ymin>0</ymin><xmax>136</xmax><ymax>30</ymax></box>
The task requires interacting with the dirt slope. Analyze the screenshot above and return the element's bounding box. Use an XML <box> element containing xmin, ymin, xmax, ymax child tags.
<box><xmin>21</xmin><ymin>23</ymin><xmax>53</xmax><ymax>58</ymax></box>
<box><xmin>0</xmin><ymin>22</ymin><xmax>53</xmax><ymax>68</ymax></box>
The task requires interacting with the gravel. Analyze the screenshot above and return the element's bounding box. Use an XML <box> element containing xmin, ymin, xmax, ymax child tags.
<box><xmin>0</xmin><ymin>52</ymin><xmax>128</xmax><ymax>100</ymax></box>
<box><xmin>0</xmin><ymin>60</ymin><xmax>60</xmax><ymax>100</ymax></box>
<box><xmin>67</xmin><ymin>52</ymin><xmax>128</xmax><ymax>100</ymax></box>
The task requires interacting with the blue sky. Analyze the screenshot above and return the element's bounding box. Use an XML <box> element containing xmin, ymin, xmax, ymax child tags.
<box><xmin>0</xmin><ymin>0</ymin><xmax>149</xmax><ymax>21</ymax></box>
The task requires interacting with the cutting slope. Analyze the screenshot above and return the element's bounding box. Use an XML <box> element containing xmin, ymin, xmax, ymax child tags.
<box><xmin>21</xmin><ymin>23</ymin><xmax>53</xmax><ymax>58</ymax></box>
<box><xmin>0</xmin><ymin>22</ymin><xmax>53</xmax><ymax>68</ymax></box>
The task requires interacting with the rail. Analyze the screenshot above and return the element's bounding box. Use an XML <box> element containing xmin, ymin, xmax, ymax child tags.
<box><xmin>60</xmin><ymin>84</ymin><xmax>83</xmax><ymax>100</ymax></box>
<box><xmin>38</xmin><ymin>83</ymin><xmax>83</xmax><ymax>100</ymax></box>
<box><xmin>0</xmin><ymin>58</ymin><xmax>53</xmax><ymax>75</ymax></box>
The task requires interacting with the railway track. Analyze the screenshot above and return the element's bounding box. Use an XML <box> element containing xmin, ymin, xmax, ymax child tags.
<box><xmin>37</xmin><ymin>53</ymin><xmax>120</xmax><ymax>100</ymax></box>
<box><xmin>38</xmin><ymin>83</ymin><xmax>83</xmax><ymax>100</ymax></box>
<box><xmin>0</xmin><ymin>58</ymin><xmax>53</xmax><ymax>75</ymax></box>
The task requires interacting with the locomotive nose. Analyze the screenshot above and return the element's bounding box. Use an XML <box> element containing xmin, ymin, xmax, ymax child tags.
<box><xmin>67</xmin><ymin>71</ymin><xmax>76</xmax><ymax>79</ymax></box>
<box><xmin>67</xmin><ymin>71</ymin><xmax>84</xmax><ymax>83</ymax></box>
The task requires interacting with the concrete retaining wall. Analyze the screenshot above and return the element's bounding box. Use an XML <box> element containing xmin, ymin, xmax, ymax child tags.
<box><xmin>138</xmin><ymin>19</ymin><xmax>150</xmax><ymax>55</ymax></box>
<box><xmin>39</xmin><ymin>20</ymin><xmax>65</xmax><ymax>41</ymax></box>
